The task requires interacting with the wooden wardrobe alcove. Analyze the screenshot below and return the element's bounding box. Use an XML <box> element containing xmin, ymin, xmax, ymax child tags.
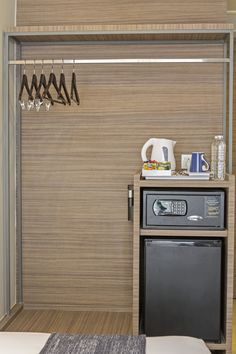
<box><xmin>20</xmin><ymin>41</ymin><xmax>225</xmax><ymax>311</ymax></box>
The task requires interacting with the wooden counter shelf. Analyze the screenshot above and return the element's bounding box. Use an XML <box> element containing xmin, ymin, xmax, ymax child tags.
<box><xmin>140</xmin><ymin>229</ymin><xmax>228</xmax><ymax>237</ymax></box>
<box><xmin>206</xmin><ymin>332</ymin><xmax>227</xmax><ymax>350</ymax></box>
<box><xmin>138</xmin><ymin>173</ymin><xmax>235</xmax><ymax>188</ymax></box>
<box><xmin>206</xmin><ymin>341</ymin><xmax>227</xmax><ymax>351</ymax></box>
<box><xmin>132</xmin><ymin>173</ymin><xmax>235</xmax><ymax>354</ymax></box>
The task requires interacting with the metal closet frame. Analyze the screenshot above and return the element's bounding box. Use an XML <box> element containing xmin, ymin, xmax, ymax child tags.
<box><xmin>2</xmin><ymin>27</ymin><xmax>234</xmax><ymax>315</ymax></box>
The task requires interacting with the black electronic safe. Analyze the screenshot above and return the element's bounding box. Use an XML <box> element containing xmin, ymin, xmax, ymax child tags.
<box><xmin>142</xmin><ymin>189</ymin><xmax>225</xmax><ymax>229</ymax></box>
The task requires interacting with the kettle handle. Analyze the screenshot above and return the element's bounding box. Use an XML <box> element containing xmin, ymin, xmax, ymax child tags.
<box><xmin>141</xmin><ymin>138</ymin><xmax>155</xmax><ymax>161</ymax></box>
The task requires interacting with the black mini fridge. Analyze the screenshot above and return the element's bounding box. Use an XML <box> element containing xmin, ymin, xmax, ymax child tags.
<box><xmin>142</xmin><ymin>239</ymin><xmax>222</xmax><ymax>341</ymax></box>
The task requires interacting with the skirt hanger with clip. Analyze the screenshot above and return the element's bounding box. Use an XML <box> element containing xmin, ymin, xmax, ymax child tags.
<box><xmin>43</xmin><ymin>59</ymin><xmax>67</xmax><ymax>106</ymax></box>
<box><xmin>27</xmin><ymin>60</ymin><xmax>39</xmax><ymax>111</ymax></box>
<box><xmin>59</xmin><ymin>59</ymin><xmax>71</xmax><ymax>105</ymax></box>
<box><xmin>70</xmin><ymin>60</ymin><xmax>80</xmax><ymax>106</ymax></box>
<box><xmin>18</xmin><ymin>60</ymin><xmax>34</xmax><ymax>110</ymax></box>
<box><xmin>35</xmin><ymin>60</ymin><xmax>53</xmax><ymax>111</ymax></box>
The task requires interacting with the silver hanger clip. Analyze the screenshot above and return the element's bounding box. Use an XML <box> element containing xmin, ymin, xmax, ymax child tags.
<box><xmin>19</xmin><ymin>100</ymin><xmax>26</xmax><ymax>110</ymax></box>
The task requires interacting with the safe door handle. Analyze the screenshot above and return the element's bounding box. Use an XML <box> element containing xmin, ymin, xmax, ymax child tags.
<box><xmin>187</xmin><ymin>215</ymin><xmax>203</xmax><ymax>221</ymax></box>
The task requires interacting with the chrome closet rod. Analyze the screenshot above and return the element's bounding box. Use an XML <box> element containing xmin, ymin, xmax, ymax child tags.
<box><xmin>9</xmin><ymin>58</ymin><xmax>230</xmax><ymax>65</ymax></box>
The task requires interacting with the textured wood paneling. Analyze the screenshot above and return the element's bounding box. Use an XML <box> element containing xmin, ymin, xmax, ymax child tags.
<box><xmin>4</xmin><ymin>310</ymin><xmax>132</xmax><ymax>334</ymax></box>
<box><xmin>16</xmin><ymin>0</ymin><xmax>227</xmax><ymax>27</ymax></box>
<box><xmin>225</xmin><ymin>180</ymin><xmax>235</xmax><ymax>354</ymax></box>
<box><xmin>132</xmin><ymin>174</ymin><xmax>140</xmax><ymax>335</ymax></box>
<box><xmin>8</xmin><ymin>23</ymin><xmax>234</xmax><ymax>43</ymax></box>
<box><xmin>21</xmin><ymin>42</ymin><xmax>225</xmax><ymax>311</ymax></box>
<box><xmin>233</xmin><ymin>43</ymin><xmax>236</xmax><ymax>298</ymax></box>
<box><xmin>233</xmin><ymin>300</ymin><xmax>236</xmax><ymax>353</ymax></box>
<box><xmin>228</xmin><ymin>0</ymin><xmax>236</xmax><ymax>11</ymax></box>
<box><xmin>9</xmin><ymin>23</ymin><xmax>234</xmax><ymax>32</ymax></box>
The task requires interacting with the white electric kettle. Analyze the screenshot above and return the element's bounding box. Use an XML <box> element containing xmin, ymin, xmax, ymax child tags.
<box><xmin>141</xmin><ymin>138</ymin><xmax>176</xmax><ymax>170</ymax></box>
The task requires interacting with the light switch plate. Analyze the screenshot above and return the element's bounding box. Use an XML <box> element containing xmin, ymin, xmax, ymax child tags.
<box><xmin>181</xmin><ymin>154</ymin><xmax>192</xmax><ymax>170</ymax></box>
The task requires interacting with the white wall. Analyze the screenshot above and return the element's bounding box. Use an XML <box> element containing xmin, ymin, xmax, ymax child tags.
<box><xmin>0</xmin><ymin>0</ymin><xmax>16</xmax><ymax>320</ymax></box>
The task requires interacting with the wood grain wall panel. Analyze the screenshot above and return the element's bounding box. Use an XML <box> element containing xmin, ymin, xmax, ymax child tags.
<box><xmin>21</xmin><ymin>43</ymin><xmax>224</xmax><ymax>311</ymax></box>
<box><xmin>233</xmin><ymin>44</ymin><xmax>236</xmax><ymax>297</ymax></box>
<box><xmin>9</xmin><ymin>24</ymin><xmax>233</xmax><ymax>43</ymax></box>
<box><xmin>16</xmin><ymin>0</ymin><xmax>227</xmax><ymax>27</ymax></box>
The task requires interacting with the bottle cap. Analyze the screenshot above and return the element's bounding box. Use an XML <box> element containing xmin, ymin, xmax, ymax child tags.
<box><xmin>214</xmin><ymin>135</ymin><xmax>224</xmax><ymax>139</ymax></box>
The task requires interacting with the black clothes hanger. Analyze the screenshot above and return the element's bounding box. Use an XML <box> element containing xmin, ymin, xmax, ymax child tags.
<box><xmin>30</xmin><ymin>73</ymin><xmax>38</xmax><ymax>94</ymax></box>
<box><xmin>18</xmin><ymin>62</ymin><xmax>34</xmax><ymax>105</ymax></box>
<box><xmin>58</xmin><ymin>60</ymin><xmax>71</xmax><ymax>105</ymax></box>
<box><xmin>35</xmin><ymin>61</ymin><xmax>54</xmax><ymax>105</ymax></box>
<box><xmin>29</xmin><ymin>62</ymin><xmax>39</xmax><ymax>98</ymax></box>
<box><xmin>70</xmin><ymin>61</ymin><xmax>80</xmax><ymax>105</ymax></box>
<box><xmin>35</xmin><ymin>73</ymin><xmax>47</xmax><ymax>102</ymax></box>
<box><xmin>43</xmin><ymin>61</ymin><xmax>67</xmax><ymax>105</ymax></box>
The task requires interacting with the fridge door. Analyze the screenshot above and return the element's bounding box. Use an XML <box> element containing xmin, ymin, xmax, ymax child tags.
<box><xmin>143</xmin><ymin>239</ymin><xmax>222</xmax><ymax>341</ymax></box>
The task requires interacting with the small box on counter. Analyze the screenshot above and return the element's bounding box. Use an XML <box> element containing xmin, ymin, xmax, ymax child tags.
<box><xmin>142</xmin><ymin>160</ymin><xmax>171</xmax><ymax>178</ymax></box>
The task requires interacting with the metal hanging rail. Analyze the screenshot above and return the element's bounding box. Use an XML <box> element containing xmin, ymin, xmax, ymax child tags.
<box><xmin>9</xmin><ymin>58</ymin><xmax>230</xmax><ymax>65</ymax></box>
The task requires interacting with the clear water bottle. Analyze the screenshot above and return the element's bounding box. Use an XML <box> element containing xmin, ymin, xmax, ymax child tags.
<box><xmin>211</xmin><ymin>135</ymin><xmax>226</xmax><ymax>180</ymax></box>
